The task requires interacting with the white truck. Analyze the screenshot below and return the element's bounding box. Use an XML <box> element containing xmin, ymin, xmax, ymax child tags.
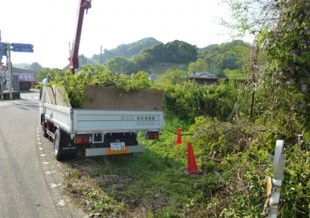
<box><xmin>39</xmin><ymin>79</ymin><xmax>164</xmax><ymax>160</ymax></box>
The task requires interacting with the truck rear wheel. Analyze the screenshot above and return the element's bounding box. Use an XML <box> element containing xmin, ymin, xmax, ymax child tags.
<box><xmin>54</xmin><ymin>128</ymin><xmax>65</xmax><ymax>160</ymax></box>
<box><xmin>54</xmin><ymin>128</ymin><xmax>77</xmax><ymax>161</ymax></box>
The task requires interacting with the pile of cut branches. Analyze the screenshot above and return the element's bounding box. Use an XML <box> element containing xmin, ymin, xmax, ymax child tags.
<box><xmin>51</xmin><ymin>66</ymin><xmax>153</xmax><ymax>108</ymax></box>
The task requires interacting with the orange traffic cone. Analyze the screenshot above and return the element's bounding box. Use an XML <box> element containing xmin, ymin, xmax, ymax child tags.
<box><xmin>176</xmin><ymin>128</ymin><xmax>183</xmax><ymax>145</ymax></box>
<box><xmin>186</xmin><ymin>142</ymin><xmax>199</xmax><ymax>174</ymax></box>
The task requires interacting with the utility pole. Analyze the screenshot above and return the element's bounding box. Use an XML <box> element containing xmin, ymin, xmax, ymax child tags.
<box><xmin>0</xmin><ymin>31</ymin><xmax>33</xmax><ymax>100</ymax></box>
<box><xmin>6</xmin><ymin>44</ymin><xmax>13</xmax><ymax>99</ymax></box>
<box><xmin>100</xmin><ymin>45</ymin><xmax>103</xmax><ymax>65</ymax></box>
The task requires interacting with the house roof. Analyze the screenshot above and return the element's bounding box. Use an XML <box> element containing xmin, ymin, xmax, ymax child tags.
<box><xmin>0</xmin><ymin>66</ymin><xmax>36</xmax><ymax>82</ymax></box>
<box><xmin>13</xmin><ymin>68</ymin><xmax>36</xmax><ymax>82</ymax></box>
<box><xmin>189</xmin><ymin>72</ymin><xmax>218</xmax><ymax>79</ymax></box>
<box><xmin>15</xmin><ymin>73</ymin><xmax>35</xmax><ymax>82</ymax></box>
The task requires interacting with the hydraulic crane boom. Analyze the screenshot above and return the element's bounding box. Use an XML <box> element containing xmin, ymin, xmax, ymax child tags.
<box><xmin>69</xmin><ymin>0</ymin><xmax>91</xmax><ymax>74</ymax></box>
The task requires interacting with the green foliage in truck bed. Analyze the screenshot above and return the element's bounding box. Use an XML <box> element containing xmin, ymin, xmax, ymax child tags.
<box><xmin>50</xmin><ymin>65</ymin><xmax>154</xmax><ymax>108</ymax></box>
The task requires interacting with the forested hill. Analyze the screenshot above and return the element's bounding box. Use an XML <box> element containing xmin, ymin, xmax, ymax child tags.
<box><xmin>28</xmin><ymin>38</ymin><xmax>252</xmax><ymax>81</ymax></box>
<box><xmin>198</xmin><ymin>40</ymin><xmax>251</xmax><ymax>77</ymax></box>
<box><xmin>91</xmin><ymin>37</ymin><xmax>161</xmax><ymax>64</ymax></box>
<box><xmin>103</xmin><ymin>39</ymin><xmax>251</xmax><ymax>77</ymax></box>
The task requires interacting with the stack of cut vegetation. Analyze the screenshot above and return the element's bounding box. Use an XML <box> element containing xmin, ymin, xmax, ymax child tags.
<box><xmin>48</xmin><ymin>66</ymin><xmax>164</xmax><ymax>110</ymax></box>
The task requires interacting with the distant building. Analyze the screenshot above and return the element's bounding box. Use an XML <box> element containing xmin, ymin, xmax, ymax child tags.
<box><xmin>1</xmin><ymin>66</ymin><xmax>36</xmax><ymax>91</ymax></box>
<box><xmin>13</xmin><ymin>67</ymin><xmax>36</xmax><ymax>91</ymax></box>
<box><xmin>189</xmin><ymin>72</ymin><xmax>219</xmax><ymax>85</ymax></box>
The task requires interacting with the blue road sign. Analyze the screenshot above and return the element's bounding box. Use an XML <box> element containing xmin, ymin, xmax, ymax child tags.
<box><xmin>11</xmin><ymin>43</ymin><xmax>34</xmax><ymax>53</ymax></box>
<box><xmin>0</xmin><ymin>42</ymin><xmax>8</xmax><ymax>56</ymax></box>
<box><xmin>11</xmin><ymin>47</ymin><xmax>34</xmax><ymax>52</ymax></box>
<box><xmin>11</xmin><ymin>43</ymin><xmax>33</xmax><ymax>48</ymax></box>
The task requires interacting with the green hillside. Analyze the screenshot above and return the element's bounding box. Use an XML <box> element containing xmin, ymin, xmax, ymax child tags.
<box><xmin>91</xmin><ymin>37</ymin><xmax>161</xmax><ymax>64</ymax></box>
<box><xmin>20</xmin><ymin>38</ymin><xmax>251</xmax><ymax>82</ymax></box>
<box><xmin>197</xmin><ymin>40</ymin><xmax>251</xmax><ymax>77</ymax></box>
<box><xmin>102</xmin><ymin>39</ymin><xmax>251</xmax><ymax>79</ymax></box>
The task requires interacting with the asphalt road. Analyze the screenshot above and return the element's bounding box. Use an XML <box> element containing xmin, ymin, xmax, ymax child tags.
<box><xmin>0</xmin><ymin>90</ymin><xmax>85</xmax><ymax>218</ymax></box>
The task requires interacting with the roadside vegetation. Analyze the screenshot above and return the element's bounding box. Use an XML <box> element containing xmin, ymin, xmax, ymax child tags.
<box><xmin>62</xmin><ymin>77</ymin><xmax>309</xmax><ymax>217</ymax></box>
<box><xmin>42</xmin><ymin>0</ymin><xmax>309</xmax><ymax>217</ymax></box>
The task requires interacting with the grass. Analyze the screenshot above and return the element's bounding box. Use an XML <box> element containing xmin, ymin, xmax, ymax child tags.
<box><xmin>63</xmin><ymin>116</ymin><xmax>310</xmax><ymax>217</ymax></box>
<box><xmin>64</xmin><ymin>120</ymin><xmax>205</xmax><ymax>217</ymax></box>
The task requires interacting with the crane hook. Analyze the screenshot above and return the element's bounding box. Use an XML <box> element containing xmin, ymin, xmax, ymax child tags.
<box><xmin>83</xmin><ymin>0</ymin><xmax>92</xmax><ymax>14</ymax></box>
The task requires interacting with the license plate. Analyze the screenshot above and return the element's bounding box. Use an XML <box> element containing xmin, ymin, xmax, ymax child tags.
<box><xmin>110</xmin><ymin>142</ymin><xmax>125</xmax><ymax>151</ymax></box>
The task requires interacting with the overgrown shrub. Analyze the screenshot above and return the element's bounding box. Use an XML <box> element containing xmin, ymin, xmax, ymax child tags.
<box><xmin>187</xmin><ymin>116</ymin><xmax>309</xmax><ymax>217</ymax></box>
<box><xmin>162</xmin><ymin>80</ymin><xmax>239</xmax><ymax>121</ymax></box>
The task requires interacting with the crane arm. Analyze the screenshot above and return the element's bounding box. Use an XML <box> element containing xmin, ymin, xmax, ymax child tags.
<box><xmin>69</xmin><ymin>0</ymin><xmax>91</xmax><ymax>74</ymax></box>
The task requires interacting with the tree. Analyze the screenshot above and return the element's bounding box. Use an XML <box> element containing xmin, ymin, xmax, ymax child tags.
<box><xmin>199</xmin><ymin>40</ymin><xmax>251</xmax><ymax>76</ymax></box>
<box><xmin>165</xmin><ymin>40</ymin><xmax>198</xmax><ymax>63</ymax></box>
<box><xmin>222</xmin><ymin>1</ymin><xmax>310</xmax><ymax>215</ymax></box>
<box><xmin>35</xmin><ymin>68</ymin><xmax>65</xmax><ymax>82</ymax></box>
<box><xmin>188</xmin><ymin>58</ymin><xmax>209</xmax><ymax>73</ymax></box>
<box><xmin>131</xmin><ymin>52</ymin><xmax>154</xmax><ymax>69</ymax></box>
<box><xmin>257</xmin><ymin>0</ymin><xmax>310</xmax><ymax>126</ymax></box>
<box><xmin>26</xmin><ymin>62</ymin><xmax>43</xmax><ymax>72</ymax></box>
<box><xmin>106</xmin><ymin>56</ymin><xmax>135</xmax><ymax>74</ymax></box>
<box><xmin>140</xmin><ymin>43</ymin><xmax>166</xmax><ymax>63</ymax></box>
<box><xmin>227</xmin><ymin>0</ymin><xmax>310</xmax><ymax>125</ymax></box>
<box><xmin>222</xmin><ymin>0</ymin><xmax>279</xmax><ymax>37</ymax></box>
<box><xmin>157</xmin><ymin>68</ymin><xmax>188</xmax><ymax>85</ymax></box>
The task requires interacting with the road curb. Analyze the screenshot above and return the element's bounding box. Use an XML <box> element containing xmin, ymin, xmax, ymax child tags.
<box><xmin>36</xmin><ymin>122</ymin><xmax>84</xmax><ymax>218</ymax></box>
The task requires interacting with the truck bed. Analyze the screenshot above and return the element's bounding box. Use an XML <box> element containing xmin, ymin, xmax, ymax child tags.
<box><xmin>43</xmin><ymin>103</ymin><xmax>164</xmax><ymax>135</ymax></box>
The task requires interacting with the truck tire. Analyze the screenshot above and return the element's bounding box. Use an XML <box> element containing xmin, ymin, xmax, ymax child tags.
<box><xmin>42</xmin><ymin>123</ymin><xmax>48</xmax><ymax>138</ymax></box>
<box><xmin>41</xmin><ymin>114</ymin><xmax>48</xmax><ymax>138</ymax></box>
<box><xmin>54</xmin><ymin>128</ymin><xmax>66</xmax><ymax>161</ymax></box>
<box><xmin>54</xmin><ymin>128</ymin><xmax>77</xmax><ymax>161</ymax></box>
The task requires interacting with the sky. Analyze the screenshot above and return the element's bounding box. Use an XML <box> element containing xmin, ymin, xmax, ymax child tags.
<box><xmin>0</xmin><ymin>0</ymin><xmax>253</xmax><ymax>69</ymax></box>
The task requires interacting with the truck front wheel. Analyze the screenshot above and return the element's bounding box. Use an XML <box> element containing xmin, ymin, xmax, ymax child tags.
<box><xmin>42</xmin><ymin>122</ymin><xmax>48</xmax><ymax>138</ymax></box>
<box><xmin>41</xmin><ymin>114</ymin><xmax>48</xmax><ymax>138</ymax></box>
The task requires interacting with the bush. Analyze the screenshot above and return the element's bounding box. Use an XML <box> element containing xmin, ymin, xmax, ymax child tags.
<box><xmin>162</xmin><ymin>80</ymin><xmax>239</xmax><ymax>122</ymax></box>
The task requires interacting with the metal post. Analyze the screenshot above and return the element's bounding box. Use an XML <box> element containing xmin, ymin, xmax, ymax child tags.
<box><xmin>0</xmin><ymin>67</ymin><xmax>3</xmax><ymax>99</ymax></box>
<box><xmin>0</xmin><ymin>65</ymin><xmax>3</xmax><ymax>99</ymax></box>
<box><xmin>7</xmin><ymin>44</ymin><xmax>13</xmax><ymax>99</ymax></box>
<box><xmin>263</xmin><ymin>140</ymin><xmax>286</xmax><ymax>218</ymax></box>
<box><xmin>0</xmin><ymin>81</ymin><xmax>2</xmax><ymax>99</ymax></box>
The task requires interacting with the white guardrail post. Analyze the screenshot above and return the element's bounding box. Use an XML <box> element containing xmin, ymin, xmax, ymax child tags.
<box><xmin>263</xmin><ymin>140</ymin><xmax>286</xmax><ymax>218</ymax></box>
